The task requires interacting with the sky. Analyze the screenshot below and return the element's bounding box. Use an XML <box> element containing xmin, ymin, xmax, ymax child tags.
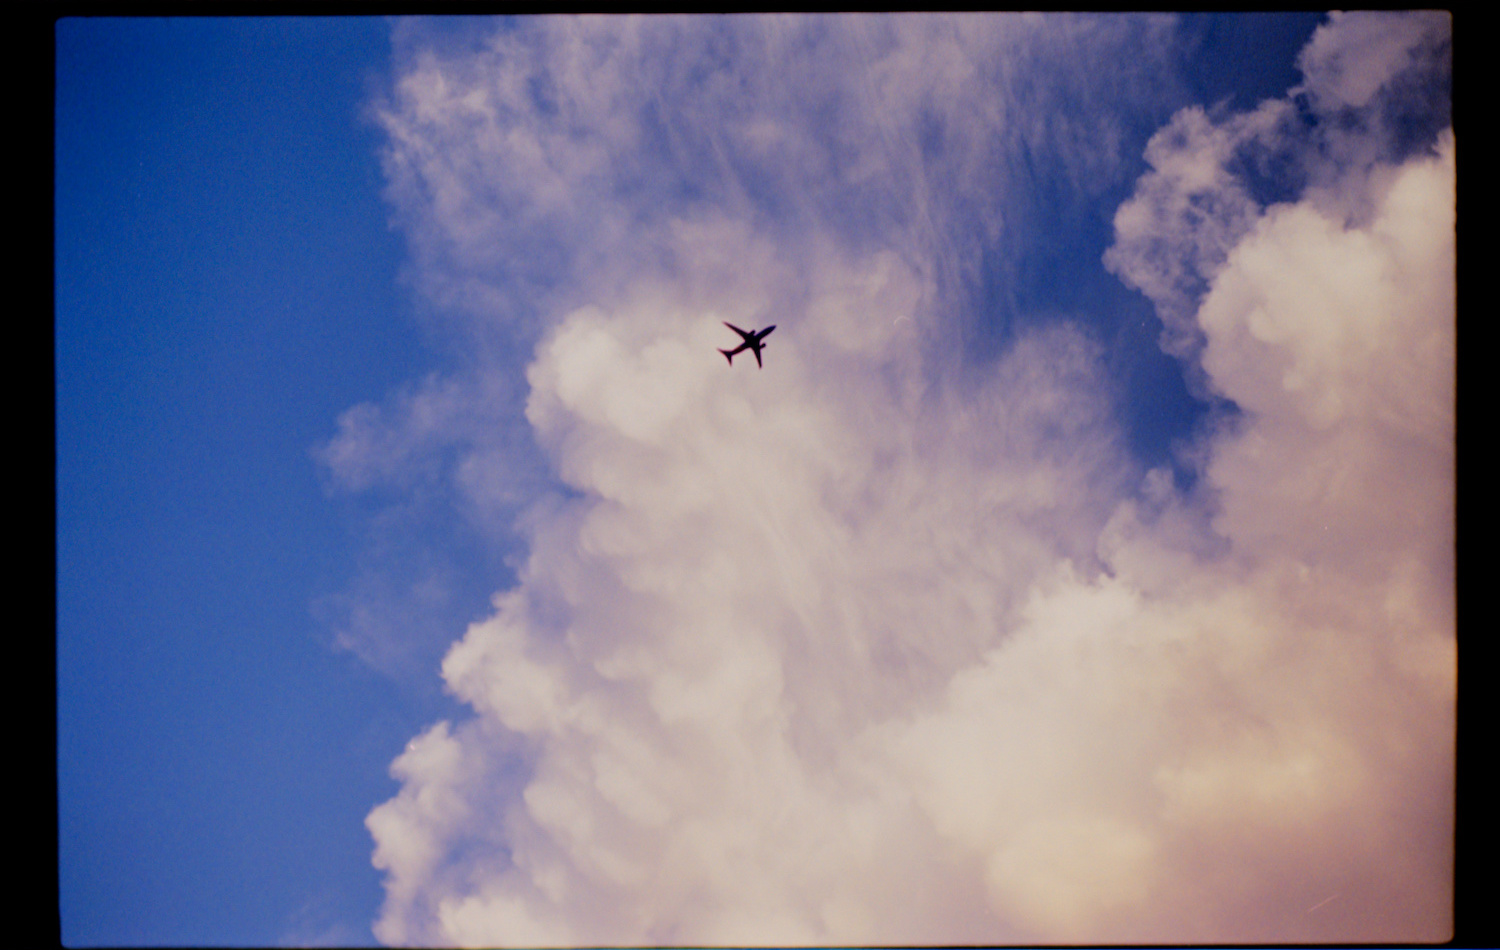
<box><xmin>56</xmin><ymin>12</ymin><xmax>1454</xmax><ymax>947</ymax></box>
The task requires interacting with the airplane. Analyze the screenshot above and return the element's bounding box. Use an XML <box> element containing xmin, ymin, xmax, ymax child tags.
<box><xmin>719</xmin><ymin>322</ymin><xmax>776</xmax><ymax>368</ymax></box>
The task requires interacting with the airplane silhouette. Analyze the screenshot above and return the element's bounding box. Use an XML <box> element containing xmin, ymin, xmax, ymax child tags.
<box><xmin>719</xmin><ymin>322</ymin><xmax>776</xmax><ymax>368</ymax></box>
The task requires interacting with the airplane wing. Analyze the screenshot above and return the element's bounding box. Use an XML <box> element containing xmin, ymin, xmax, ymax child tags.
<box><xmin>754</xmin><ymin>347</ymin><xmax>763</xmax><ymax>368</ymax></box>
<box><xmin>723</xmin><ymin>321</ymin><xmax>752</xmax><ymax>341</ymax></box>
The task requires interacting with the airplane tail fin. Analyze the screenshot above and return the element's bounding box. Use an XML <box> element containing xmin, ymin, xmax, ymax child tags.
<box><xmin>719</xmin><ymin>348</ymin><xmax>735</xmax><ymax>365</ymax></box>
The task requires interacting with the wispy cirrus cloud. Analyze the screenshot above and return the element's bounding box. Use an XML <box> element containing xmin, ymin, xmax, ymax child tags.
<box><xmin>324</xmin><ymin>13</ymin><xmax>1452</xmax><ymax>945</ymax></box>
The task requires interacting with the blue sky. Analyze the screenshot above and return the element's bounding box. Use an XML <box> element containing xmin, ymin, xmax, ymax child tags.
<box><xmin>56</xmin><ymin>14</ymin><xmax>1452</xmax><ymax>947</ymax></box>
<box><xmin>56</xmin><ymin>18</ymin><xmax>461</xmax><ymax>946</ymax></box>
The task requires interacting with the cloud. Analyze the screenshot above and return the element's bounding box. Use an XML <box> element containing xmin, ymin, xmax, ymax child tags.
<box><xmin>1295</xmin><ymin>10</ymin><xmax>1451</xmax><ymax>113</ymax></box>
<box><xmin>1102</xmin><ymin>99</ymin><xmax>1292</xmax><ymax>368</ymax></box>
<box><xmin>343</xmin><ymin>13</ymin><xmax>1453</xmax><ymax>946</ymax></box>
<box><xmin>372</xmin><ymin>14</ymin><xmax>1183</xmax><ymax>347</ymax></box>
<box><xmin>1104</xmin><ymin>10</ymin><xmax>1449</xmax><ymax>384</ymax></box>
<box><xmin>372</xmin><ymin>241</ymin><xmax>1133</xmax><ymax>946</ymax></box>
<box><xmin>313</xmin><ymin>370</ymin><xmax>544</xmax><ymax>681</ymax></box>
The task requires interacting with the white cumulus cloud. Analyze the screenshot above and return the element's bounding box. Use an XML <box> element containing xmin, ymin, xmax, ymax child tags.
<box><xmin>342</xmin><ymin>13</ymin><xmax>1453</xmax><ymax>946</ymax></box>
